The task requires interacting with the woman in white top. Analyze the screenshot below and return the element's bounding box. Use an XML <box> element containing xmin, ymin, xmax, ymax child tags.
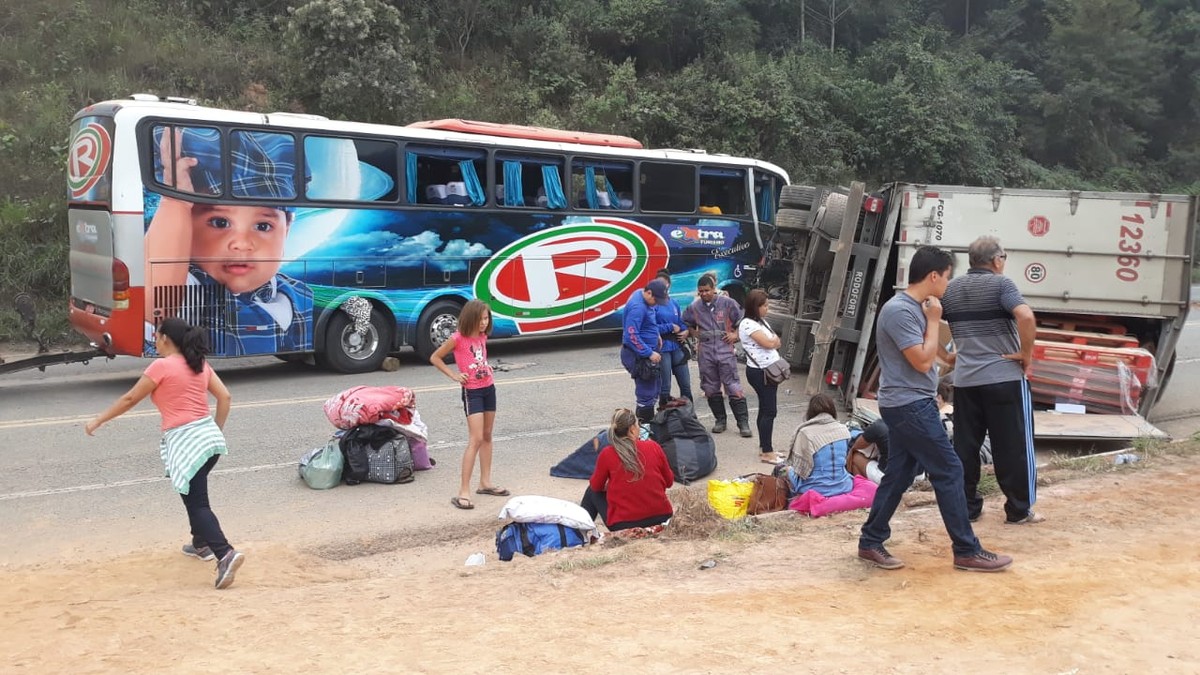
<box><xmin>739</xmin><ymin>289</ymin><xmax>784</xmax><ymax>464</ymax></box>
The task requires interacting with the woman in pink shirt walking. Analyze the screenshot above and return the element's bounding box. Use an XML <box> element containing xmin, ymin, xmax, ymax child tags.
<box><xmin>85</xmin><ymin>318</ymin><xmax>244</xmax><ymax>589</ymax></box>
<box><xmin>430</xmin><ymin>300</ymin><xmax>510</xmax><ymax>510</ymax></box>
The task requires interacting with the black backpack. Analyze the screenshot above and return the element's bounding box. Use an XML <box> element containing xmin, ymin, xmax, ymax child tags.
<box><xmin>650</xmin><ymin>403</ymin><xmax>717</xmax><ymax>485</ymax></box>
<box><xmin>339</xmin><ymin>425</ymin><xmax>415</xmax><ymax>485</ymax></box>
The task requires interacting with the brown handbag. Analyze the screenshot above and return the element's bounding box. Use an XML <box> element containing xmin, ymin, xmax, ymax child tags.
<box><xmin>744</xmin><ymin>473</ymin><xmax>790</xmax><ymax>515</ymax></box>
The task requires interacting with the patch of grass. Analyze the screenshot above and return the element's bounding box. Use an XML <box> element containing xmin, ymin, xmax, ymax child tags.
<box><xmin>551</xmin><ymin>550</ymin><xmax>627</xmax><ymax>573</ymax></box>
<box><xmin>976</xmin><ymin>471</ymin><xmax>1001</xmax><ymax>497</ymax></box>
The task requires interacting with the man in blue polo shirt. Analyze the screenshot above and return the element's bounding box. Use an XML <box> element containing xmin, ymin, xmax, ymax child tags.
<box><xmin>857</xmin><ymin>245</ymin><xmax>1013</xmax><ymax>573</ymax></box>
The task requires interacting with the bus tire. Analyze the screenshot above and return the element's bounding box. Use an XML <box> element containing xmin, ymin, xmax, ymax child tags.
<box><xmin>779</xmin><ymin>185</ymin><xmax>816</xmax><ymax>210</ymax></box>
<box><xmin>318</xmin><ymin>308</ymin><xmax>393</xmax><ymax>374</ymax></box>
<box><xmin>775</xmin><ymin>208</ymin><xmax>811</xmax><ymax>232</ymax></box>
<box><xmin>415</xmin><ymin>299</ymin><xmax>463</xmax><ymax>363</ymax></box>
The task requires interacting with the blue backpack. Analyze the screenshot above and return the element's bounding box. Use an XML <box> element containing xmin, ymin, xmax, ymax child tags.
<box><xmin>495</xmin><ymin>522</ymin><xmax>588</xmax><ymax>561</ymax></box>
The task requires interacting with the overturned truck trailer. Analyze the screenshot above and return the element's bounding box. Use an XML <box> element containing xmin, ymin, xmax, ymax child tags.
<box><xmin>764</xmin><ymin>183</ymin><xmax>1197</xmax><ymax>440</ymax></box>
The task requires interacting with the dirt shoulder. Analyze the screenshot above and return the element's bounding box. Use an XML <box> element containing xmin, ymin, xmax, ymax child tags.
<box><xmin>2</xmin><ymin>446</ymin><xmax>1198</xmax><ymax>673</ymax></box>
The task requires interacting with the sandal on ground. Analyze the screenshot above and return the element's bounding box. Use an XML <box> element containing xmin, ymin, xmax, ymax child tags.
<box><xmin>759</xmin><ymin>453</ymin><xmax>784</xmax><ymax>465</ymax></box>
<box><xmin>450</xmin><ymin>496</ymin><xmax>475</xmax><ymax>510</ymax></box>
<box><xmin>475</xmin><ymin>486</ymin><xmax>511</xmax><ymax>496</ymax></box>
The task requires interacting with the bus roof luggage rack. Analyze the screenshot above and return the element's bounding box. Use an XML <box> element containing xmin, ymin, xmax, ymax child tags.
<box><xmin>407</xmin><ymin>119</ymin><xmax>644</xmax><ymax>149</ymax></box>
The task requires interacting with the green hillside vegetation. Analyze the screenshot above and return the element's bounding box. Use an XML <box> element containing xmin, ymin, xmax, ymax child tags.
<box><xmin>1</xmin><ymin>0</ymin><xmax>1198</xmax><ymax>343</ymax></box>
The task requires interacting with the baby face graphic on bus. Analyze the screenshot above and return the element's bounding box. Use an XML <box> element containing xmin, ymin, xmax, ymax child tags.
<box><xmin>144</xmin><ymin>125</ymin><xmax>313</xmax><ymax>356</ymax></box>
<box><xmin>189</xmin><ymin>203</ymin><xmax>291</xmax><ymax>294</ymax></box>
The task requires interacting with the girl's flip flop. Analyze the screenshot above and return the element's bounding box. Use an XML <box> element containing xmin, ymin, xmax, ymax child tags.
<box><xmin>450</xmin><ymin>497</ymin><xmax>475</xmax><ymax>510</ymax></box>
<box><xmin>475</xmin><ymin>487</ymin><xmax>510</xmax><ymax>497</ymax></box>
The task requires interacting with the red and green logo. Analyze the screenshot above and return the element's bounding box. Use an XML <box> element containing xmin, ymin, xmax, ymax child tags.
<box><xmin>475</xmin><ymin>217</ymin><xmax>669</xmax><ymax>334</ymax></box>
<box><xmin>67</xmin><ymin>122</ymin><xmax>112</xmax><ymax>199</ymax></box>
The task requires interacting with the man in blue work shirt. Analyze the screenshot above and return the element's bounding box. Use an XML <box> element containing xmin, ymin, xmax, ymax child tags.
<box><xmin>621</xmin><ymin>279</ymin><xmax>668</xmax><ymax>423</ymax></box>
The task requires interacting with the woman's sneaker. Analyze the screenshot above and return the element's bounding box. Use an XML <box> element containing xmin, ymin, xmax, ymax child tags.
<box><xmin>214</xmin><ymin>550</ymin><xmax>245</xmax><ymax>589</ymax></box>
<box><xmin>181</xmin><ymin>544</ymin><xmax>215</xmax><ymax>561</ymax></box>
<box><xmin>953</xmin><ymin>548</ymin><xmax>1013</xmax><ymax>572</ymax></box>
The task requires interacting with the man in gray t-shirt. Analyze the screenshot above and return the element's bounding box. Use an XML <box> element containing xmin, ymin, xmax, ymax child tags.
<box><xmin>942</xmin><ymin>235</ymin><xmax>1041</xmax><ymax>525</ymax></box>
<box><xmin>858</xmin><ymin>245</ymin><xmax>1012</xmax><ymax>573</ymax></box>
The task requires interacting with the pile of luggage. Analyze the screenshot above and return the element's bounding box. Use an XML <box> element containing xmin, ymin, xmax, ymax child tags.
<box><xmin>298</xmin><ymin>385</ymin><xmax>435</xmax><ymax>489</ymax></box>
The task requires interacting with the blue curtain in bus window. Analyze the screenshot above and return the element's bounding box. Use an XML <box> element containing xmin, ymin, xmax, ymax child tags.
<box><xmin>458</xmin><ymin>160</ymin><xmax>485</xmax><ymax>206</ymax></box>
<box><xmin>503</xmin><ymin>161</ymin><xmax>524</xmax><ymax>207</ymax></box>
<box><xmin>584</xmin><ymin>166</ymin><xmax>599</xmax><ymax>209</ymax></box>
<box><xmin>405</xmin><ymin>152</ymin><xmax>417</xmax><ymax>203</ymax></box>
<box><xmin>758</xmin><ymin>184</ymin><xmax>774</xmax><ymax>221</ymax></box>
<box><xmin>541</xmin><ymin>166</ymin><xmax>567</xmax><ymax>209</ymax></box>
<box><xmin>604</xmin><ymin>177</ymin><xmax>620</xmax><ymax>209</ymax></box>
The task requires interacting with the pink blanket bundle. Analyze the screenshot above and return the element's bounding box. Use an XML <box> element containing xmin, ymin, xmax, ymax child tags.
<box><xmin>324</xmin><ymin>386</ymin><xmax>416</xmax><ymax>429</ymax></box>
<box><xmin>788</xmin><ymin>475</ymin><xmax>878</xmax><ymax>518</ymax></box>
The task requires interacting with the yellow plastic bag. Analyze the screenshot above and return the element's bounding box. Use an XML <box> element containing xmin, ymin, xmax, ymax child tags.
<box><xmin>707</xmin><ymin>479</ymin><xmax>754</xmax><ymax>520</ymax></box>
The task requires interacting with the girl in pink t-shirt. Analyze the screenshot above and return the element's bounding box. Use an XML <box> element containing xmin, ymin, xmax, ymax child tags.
<box><xmin>430</xmin><ymin>299</ymin><xmax>508</xmax><ymax>510</ymax></box>
<box><xmin>85</xmin><ymin>318</ymin><xmax>245</xmax><ymax>590</ymax></box>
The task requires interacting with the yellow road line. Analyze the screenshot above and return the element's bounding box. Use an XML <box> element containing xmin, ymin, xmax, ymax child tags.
<box><xmin>0</xmin><ymin>368</ymin><xmax>627</xmax><ymax>430</ymax></box>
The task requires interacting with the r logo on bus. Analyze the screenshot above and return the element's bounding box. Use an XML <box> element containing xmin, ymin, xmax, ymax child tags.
<box><xmin>474</xmin><ymin>218</ymin><xmax>669</xmax><ymax>334</ymax></box>
<box><xmin>67</xmin><ymin>122</ymin><xmax>112</xmax><ymax>199</ymax></box>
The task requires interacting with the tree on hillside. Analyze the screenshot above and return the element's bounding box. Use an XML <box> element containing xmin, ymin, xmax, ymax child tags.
<box><xmin>283</xmin><ymin>0</ymin><xmax>427</xmax><ymax>123</ymax></box>
<box><xmin>1037</xmin><ymin>0</ymin><xmax>1166</xmax><ymax>177</ymax></box>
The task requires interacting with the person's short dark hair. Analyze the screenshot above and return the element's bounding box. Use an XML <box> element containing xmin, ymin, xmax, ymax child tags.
<box><xmin>908</xmin><ymin>245</ymin><xmax>954</xmax><ymax>285</ymax></box>
<box><xmin>655</xmin><ymin>268</ymin><xmax>671</xmax><ymax>282</ymax></box>
<box><xmin>806</xmin><ymin>393</ymin><xmax>838</xmax><ymax>420</ymax></box>
<box><xmin>937</xmin><ymin>377</ymin><xmax>954</xmax><ymax>404</ymax></box>
<box><xmin>697</xmin><ymin>274</ymin><xmax>716</xmax><ymax>290</ymax></box>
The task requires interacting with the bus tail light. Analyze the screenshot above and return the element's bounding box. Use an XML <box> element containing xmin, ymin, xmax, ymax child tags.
<box><xmin>863</xmin><ymin>196</ymin><xmax>884</xmax><ymax>214</ymax></box>
<box><xmin>825</xmin><ymin>370</ymin><xmax>843</xmax><ymax>386</ymax></box>
<box><xmin>112</xmin><ymin>259</ymin><xmax>130</xmax><ymax>310</ymax></box>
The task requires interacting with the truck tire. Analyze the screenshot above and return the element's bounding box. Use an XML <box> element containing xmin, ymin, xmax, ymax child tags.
<box><xmin>812</xmin><ymin>192</ymin><xmax>849</xmax><ymax>239</ymax></box>
<box><xmin>317</xmin><ymin>307</ymin><xmax>393</xmax><ymax>374</ymax></box>
<box><xmin>775</xmin><ymin>208</ymin><xmax>811</xmax><ymax>232</ymax></box>
<box><xmin>415</xmin><ymin>299</ymin><xmax>463</xmax><ymax>362</ymax></box>
<box><xmin>779</xmin><ymin>185</ymin><xmax>816</xmax><ymax>210</ymax></box>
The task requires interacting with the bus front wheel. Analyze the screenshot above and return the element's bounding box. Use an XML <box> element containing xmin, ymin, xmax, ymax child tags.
<box><xmin>415</xmin><ymin>299</ymin><xmax>463</xmax><ymax>362</ymax></box>
<box><xmin>318</xmin><ymin>308</ymin><xmax>393</xmax><ymax>374</ymax></box>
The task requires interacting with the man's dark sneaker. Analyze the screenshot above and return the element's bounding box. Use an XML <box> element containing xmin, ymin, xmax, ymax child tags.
<box><xmin>214</xmin><ymin>549</ymin><xmax>245</xmax><ymax>589</ymax></box>
<box><xmin>1004</xmin><ymin>511</ymin><xmax>1046</xmax><ymax>525</ymax></box>
<box><xmin>182</xmin><ymin>543</ymin><xmax>215</xmax><ymax>561</ymax></box>
<box><xmin>858</xmin><ymin>546</ymin><xmax>904</xmax><ymax>570</ymax></box>
<box><xmin>711</xmin><ymin>420</ymin><xmax>727</xmax><ymax>434</ymax></box>
<box><xmin>968</xmin><ymin>512</ymin><xmax>982</xmax><ymax>523</ymax></box>
<box><xmin>953</xmin><ymin>548</ymin><xmax>1013</xmax><ymax>572</ymax></box>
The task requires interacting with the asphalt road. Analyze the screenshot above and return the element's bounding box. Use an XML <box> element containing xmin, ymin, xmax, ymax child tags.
<box><xmin>3</xmin><ymin>292</ymin><xmax>1198</xmax><ymax>566</ymax></box>
<box><xmin>0</xmin><ymin>331</ymin><xmax>818</xmax><ymax>564</ymax></box>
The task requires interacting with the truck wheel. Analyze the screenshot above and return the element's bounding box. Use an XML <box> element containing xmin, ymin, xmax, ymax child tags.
<box><xmin>812</xmin><ymin>192</ymin><xmax>849</xmax><ymax>239</ymax></box>
<box><xmin>779</xmin><ymin>185</ymin><xmax>816</xmax><ymax>210</ymax></box>
<box><xmin>318</xmin><ymin>308</ymin><xmax>393</xmax><ymax>374</ymax></box>
<box><xmin>775</xmin><ymin>208</ymin><xmax>811</xmax><ymax>232</ymax></box>
<box><xmin>415</xmin><ymin>299</ymin><xmax>463</xmax><ymax>362</ymax></box>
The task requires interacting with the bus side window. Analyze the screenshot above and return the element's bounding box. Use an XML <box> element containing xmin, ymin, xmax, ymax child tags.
<box><xmin>229</xmin><ymin>130</ymin><xmax>297</xmax><ymax>200</ymax></box>
<box><xmin>150</xmin><ymin>124</ymin><xmax>223</xmax><ymax>197</ymax></box>
<box><xmin>303</xmin><ymin>136</ymin><xmax>399</xmax><ymax>202</ymax></box>
<box><xmin>405</xmin><ymin>145</ymin><xmax>486</xmax><ymax>207</ymax></box>
<box><xmin>570</xmin><ymin>159</ymin><xmax>634</xmax><ymax>210</ymax></box>
<box><xmin>496</xmin><ymin>153</ymin><xmax>567</xmax><ymax>209</ymax></box>
<box><xmin>700</xmin><ymin>167</ymin><xmax>747</xmax><ymax>215</ymax></box>
<box><xmin>640</xmin><ymin>162</ymin><xmax>697</xmax><ymax>213</ymax></box>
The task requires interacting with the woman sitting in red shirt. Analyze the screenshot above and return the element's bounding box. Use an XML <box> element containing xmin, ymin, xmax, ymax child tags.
<box><xmin>581</xmin><ymin>408</ymin><xmax>675</xmax><ymax>531</ymax></box>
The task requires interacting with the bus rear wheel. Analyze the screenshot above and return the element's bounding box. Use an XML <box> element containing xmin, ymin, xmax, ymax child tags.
<box><xmin>318</xmin><ymin>308</ymin><xmax>393</xmax><ymax>374</ymax></box>
<box><xmin>415</xmin><ymin>299</ymin><xmax>463</xmax><ymax>362</ymax></box>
